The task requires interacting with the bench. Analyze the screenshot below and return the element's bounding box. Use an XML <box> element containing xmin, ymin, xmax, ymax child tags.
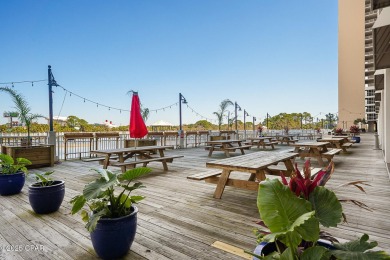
<box><xmin>187</xmin><ymin>169</ymin><xmax>222</xmax><ymax>180</ymax></box>
<box><xmin>264</xmin><ymin>141</ymin><xmax>279</xmax><ymax>148</ymax></box>
<box><xmin>224</xmin><ymin>145</ymin><xmax>252</xmax><ymax>151</ymax></box>
<box><xmin>110</xmin><ymin>155</ymin><xmax>184</xmax><ymax>172</ymax></box>
<box><xmin>205</xmin><ymin>145</ymin><xmax>222</xmax><ymax>150</ymax></box>
<box><xmin>322</xmin><ymin>148</ymin><xmax>342</xmax><ymax>161</ymax></box>
<box><xmin>342</xmin><ymin>142</ymin><xmax>353</xmax><ymax>148</ymax></box>
<box><xmin>82</xmin><ymin>155</ymin><xmax>118</xmax><ymax>163</ymax></box>
<box><xmin>279</xmin><ymin>139</ymin><xmax>298</xmax><ymax>145</ymax></box>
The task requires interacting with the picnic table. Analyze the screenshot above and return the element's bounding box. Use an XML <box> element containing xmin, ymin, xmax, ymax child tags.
<box><xmin>90</xmin><ymin>146</ymin><xmax>183</xmax><ymax>172</ymax></box>
<box><xmin>189</xmin><ymin>151</ymin><xmax>298</xmax><ymax>198</ymax></box>
<box><xmin>270</xmin><ymin>135</ymin><xmax>299</xmax><ymax>145</ymax></box>
<box><xmin>317</xmin><ymin>137</ymin><xmax>353</xmax><ymax>153</ymax></box>
<box><xmin>291</xmin><ymin>142</ymin><xmax>342</xmax><ymax>166</ymax></box>
<box><xmin>205</xmin><ymin>140</ymin><xmax>252</xmax><ymax>157</ymax></box>
<box><xmin>245</xmin><ymin>137</ymin><xmax>278</xmax><ymax>149</ymax></box>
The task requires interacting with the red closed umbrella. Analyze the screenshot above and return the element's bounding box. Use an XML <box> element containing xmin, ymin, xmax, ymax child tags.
<box><xmin>129</xmin><ymin>92</ymin><xmax>148</xmax><ymax>138</ymax></box>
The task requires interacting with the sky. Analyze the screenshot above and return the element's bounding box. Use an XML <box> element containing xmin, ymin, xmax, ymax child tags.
<box><xmin>0</xmin><ymin>1</ymin><xmax>338</xmax><ymax>127</ymax></box>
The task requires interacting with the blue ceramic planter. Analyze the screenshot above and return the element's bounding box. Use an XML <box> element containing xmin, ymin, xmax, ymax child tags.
<box><xmin>91</xmin><ymin>206</ymin><xmax>138</xmax><ymax>259</ymax></box>
<box><xmin>352</xmin><ymin>136</ymin><xmax>361</xmax><ymax>143</ymax></box>
<box><xmin>28</xmin><ymin>180</ymin><xmax>65</xmax><ymax>214</ymax></box>
<box><xmin>0</xmin><ymin>171</ymin><xmax>25</xmax><ymax>196</ymax></box>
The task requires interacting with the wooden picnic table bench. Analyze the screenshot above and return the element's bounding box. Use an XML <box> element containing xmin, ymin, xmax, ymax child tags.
<box><xmin>188</xmin><ymin>151</ymin><xmax>298</xmax><ymax>198</ymax></box>
<box><xmin>205</xmin><ymin>140</ymin><xmax>252</xmax><ymax>157</ymax></box>
<box><xmin>90</xmin><ymin>145</ymin><xmax>182</xmax><ymax>172</ymax></box>
<box><xmin>317</xmin><ymin>137</ymin><xmax>353</xmax><ymax>153</ymax></box>
<box><xmin>245</xmin><ymin>137</ymin><xmax>278</xmax><ymax>149</ymax></box>
<box><xmin>270</xmin><ymin>135</ymin><xmax>299</xmax><ymax>145</ymax></box>
<box><xmin>110</xmin><ymin>155</ymin><xmax>184</xmax><ymax>170</ymax></box>
<box><xmin>291</xmin><ymin>142</ymin><xmax>340</xmax><ymax>166</ymax></box>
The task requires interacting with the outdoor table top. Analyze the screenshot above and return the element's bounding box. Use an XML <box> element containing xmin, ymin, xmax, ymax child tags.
<box><xmin>291</xmin><ymin>142</ymin><xmax>329</xmax><ymax>147</ymax></box>
<box><xmin>90</xmin><ymin>145</ymin><xmax>176</xmax><ymax>171</ymax></box>
<box><xmin>206</xmin><ymin>151</ymin><xmax>298</xmax><ymax>173</ymax></box>
<box><xmin>90</xmin><ymin>145</ymin><xmax>174</xmax><ymax>154</ymax></box>
<box><xmin>206</xmin><ymin>140</ymin><xmax>243</xmax><ymax>144</ymax></box>
<box><xmin>246</xmin><ymin>137</ymin><xmax>273</xmax><ymax>140</ymax></box>
<box><xmin>318</xmin><ymin>138</ymin><xmax>345</xmax><ymax>142</ymax></box>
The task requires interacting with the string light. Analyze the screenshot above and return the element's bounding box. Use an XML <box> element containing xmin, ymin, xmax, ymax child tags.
<box><xmin>0</xmin><ymin>79</ymin><xmax>46</xmax><ymax>85</ymax></box>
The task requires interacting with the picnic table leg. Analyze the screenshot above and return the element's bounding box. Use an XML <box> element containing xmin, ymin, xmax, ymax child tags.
<box><xmin>214</xmin><ymin>169</ymin><xmax>231</xmax><ymax>199</ymax></box>
<box><xmin>103</xmin><ymin>154</ymin><xmax>110</xmax><ymax>169</ymax></box>
<box><xmin>158</xmin><ymin>150</ymin><xmax>169</xmax><ymax>171</ymax></box>
<box><xmin>117</xmin><ymin>154</ymin><xmax>127</xmax><ymax>173</ymax></box>
<box><xmin>255</xmin><ymin>170</ymin><xmax>266</xmax><ymax>182</ymax></box>
<box><xmin>223</xmin><ymin>144</ymin><xmax>231</xmax><ymax>157</ymax></box>
<box><xmin>313</xmin><ymin>148</ymin><xmax>325</xmax><ymax>166</ymax></box>
<box><xmin>283</xmin><ymin>159</ymin><xmax>295</xmax><ymax>176</ymax></box>
<box><xmin>208</xmin><ymin>145</ymin><xmax>214</xmax><ymax>157</ymax></box>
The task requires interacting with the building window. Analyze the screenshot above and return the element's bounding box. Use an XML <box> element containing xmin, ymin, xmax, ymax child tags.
<box><xmin>366</xmin><ymin>89</ymin><xmax>375</xmax><ymax>96</ymax></box>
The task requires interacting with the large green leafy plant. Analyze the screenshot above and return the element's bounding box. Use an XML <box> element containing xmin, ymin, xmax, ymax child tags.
<box><xmin>253</xmin><ymin>161</ymin><xmax>390</xmax><ymax>259</ymax></box>
<box><xmin>70</xmin><ymin>167</ymin><xmax>151</xmax><ymax>232</ymax></box>
<box><xmin>0</xmin><ymin>154</ymin><xmax>31</xmax><ymax>174</ymax></box>
<box><xmin>29</xmin><ymin>171</ymin><xmax>56</xmax><ymax>187</ymax></box>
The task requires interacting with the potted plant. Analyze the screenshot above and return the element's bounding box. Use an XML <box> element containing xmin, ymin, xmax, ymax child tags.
<box><xmin>70</xmin><ymin>167</ymin><xmax>151</xmax><ymax>259</ymax></box>
<box><xmin>257</xmin><ymin>125</ymin><xmax>264</xmax><ymax>137</ymax></box>
<box><xmin>350</xmin><ymin>125</ymin><xmax>361</xmax><ymax>143</ymax></box>
<box><xmin>28</xmin><ymin>171</ymin><xmax>65</xmax><ymax>214</ymax></box>
<box><xmin>334</xmin><ymin>128</ymin><xmax>343</xmax><ymax>136</ymax></box>
<box><xmin>250</xmin><ymin>160</ymin><xmax>389</xmax><ymax>259</ymax></box>
<box><xmin>0</xmin><ymin>154</ymin><xmax>31</xmax><ymax>195</ymax></box>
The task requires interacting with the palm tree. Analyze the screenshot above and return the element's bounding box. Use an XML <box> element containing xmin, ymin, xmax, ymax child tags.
<box><xmin>0</xmin><ymin>87</ymin><xmax>43</xmax><ymax>145</ymax></box>
<box><xmin>141</xmin><ymin>107</ymin><xmax>149</xmax><ymax>122</ymax></box>
<box><xmin>213</xmin><ymin>99</ymin><xmax>233</xmax><ymax>130</ymax></box>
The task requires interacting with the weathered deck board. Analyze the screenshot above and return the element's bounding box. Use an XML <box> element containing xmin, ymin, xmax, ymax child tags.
<box><xmin>1</xmin><ymin>133</ymin><xmax>389</xmax><ymax>259</ymax></box>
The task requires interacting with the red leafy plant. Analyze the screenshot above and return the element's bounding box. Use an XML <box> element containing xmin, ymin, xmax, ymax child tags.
<box><xmin>349</xmin><ymin>125</ymin><xmax>360</xmax><ymax>134</ymax></box>
<box><xmin>334</xmin><ymin>128</ymin><xmax>343</xmax><ymax>134</ymax></box>
<box><xmin>248</xmin><ymin>160</ymin><xmax>387</xmax><ymax>259</ymax></box>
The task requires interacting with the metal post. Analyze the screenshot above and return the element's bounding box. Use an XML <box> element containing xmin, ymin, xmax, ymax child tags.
<box><xmin>243</xmin><ymin>109</ymin><xmax>247</xmax><ymax>139</ymax></box>
<box><xmin>227</xmin><ymin>111</ymin><xmax>230</xmax><ymax>130</ymax></box>
<box><xmin>47</xmin><ymin>65</ymin><xmax>57</xmax><ymax>160</ymax></box>
<box><xmin>179</xmin><ymin>93</ymin><xmax>182</xmax><ymax>131</ymax></box>
<box><xmin>266</xmin><ymin>113</ymin><xmax>269</xmax><ymax>129</ymax></box>
<box><xmin>235</xmin><ymin>102</ymin><xmax>238</xmax><ymax>131</ymax></box>
<box><xmin>48</xmin><ymin>65</ymin><xmax>54</xmax><ymax>132</ymax></box>
<box><xmin>179</xmin><ymin>93</ymin><xmax>187</xmax><ymax>149</ymax></box>
<box><xmin>253</xmin><ymin>116</ymin><xmax>256</xmax><ymax>137</ymax></box>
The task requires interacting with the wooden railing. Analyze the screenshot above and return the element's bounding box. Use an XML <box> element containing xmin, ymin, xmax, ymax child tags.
<box><xmin>0</xmin><ymin>129</ymin><xmax>324</xmax><ymax>161</ymax></box>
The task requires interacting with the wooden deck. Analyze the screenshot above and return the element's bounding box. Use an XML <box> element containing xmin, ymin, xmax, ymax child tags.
<box><xmin>0</xmin><ymin>133</ymin><xmax>389</xmax><ymax>259</ymax></box>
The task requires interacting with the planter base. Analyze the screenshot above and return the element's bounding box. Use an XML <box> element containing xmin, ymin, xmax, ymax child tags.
<box><xmin>91</xmin><ymin>206</ymin><xmax>138</xmax><ymax>259</ymax></box>
<box><xmin>29</xmin><ymin>180</ymin><xmax>65</xmax><ymax>214</ymax></box>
